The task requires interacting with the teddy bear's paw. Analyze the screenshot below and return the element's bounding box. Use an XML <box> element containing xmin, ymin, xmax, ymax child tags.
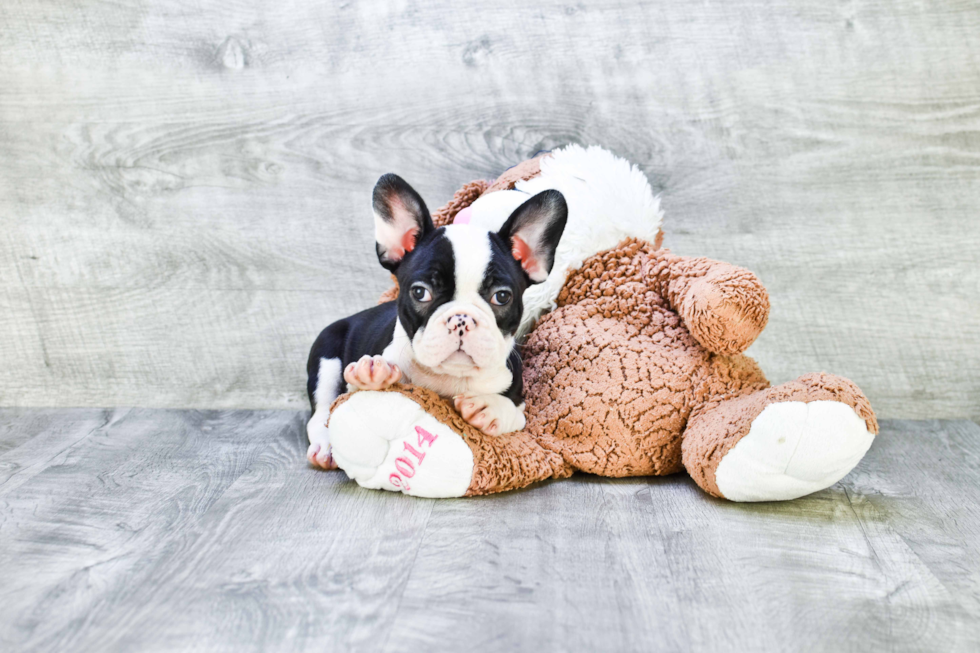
<box><xmin>714</xmin><ymin>401</ymin><xmax>875</xmax><ymax>502</ymax></box>
<box><xmin>683</xmin><ymin>275</ymin><xmax>768</xmax><ymax>356</ymax></box>
<box><xmin>329</xmin><ymin>391</ymin><xmax>474</xmax><ymax>498</ymax></box>
<box><xmin>453</xmin><ymin>393</ymin><xmax>527</xmax><ymax>435</ymax></box>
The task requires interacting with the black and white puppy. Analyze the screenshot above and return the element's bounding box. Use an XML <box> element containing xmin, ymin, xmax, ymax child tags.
<box><xmin>305</xmin><ymin>174</ymin><xmax>567</xmax><ymax>469</ymax></box>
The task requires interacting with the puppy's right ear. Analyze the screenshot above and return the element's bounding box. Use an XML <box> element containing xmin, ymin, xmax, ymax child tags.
<box><xmin>497</xmin><ymin>189</ymin><xmax>567</xmax><ymax>283</ymax></box>
<box><xmin>373</xmin><ymin>174</ymin><xmax>434</xmax><ymax>272</ymax></box>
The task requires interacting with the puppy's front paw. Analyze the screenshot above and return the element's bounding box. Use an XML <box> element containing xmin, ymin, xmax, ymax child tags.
<box><xmin>344</xmin><ymin>355</ymin><xmax>402</xmax><ymax>391</ymax></box>
<box><xmin>453</xmin><ymin>394</ymin><xmax>526</xmax><ymax>436</ymax></box>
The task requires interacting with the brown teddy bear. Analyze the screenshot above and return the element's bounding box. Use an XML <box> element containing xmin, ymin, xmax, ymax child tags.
<box><xmin>324</xmin><ymin>146</ymin><xmax>878</xmax><ymax>501</ymax></box>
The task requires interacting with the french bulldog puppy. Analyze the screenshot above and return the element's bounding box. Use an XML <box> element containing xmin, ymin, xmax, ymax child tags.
<box><xmin>305</xmin><ymin>174</ymin><xmax>567</xmax><ymax>469</ymax></box>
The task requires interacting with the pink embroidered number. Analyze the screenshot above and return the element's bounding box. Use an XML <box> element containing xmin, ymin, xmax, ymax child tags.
<box><xmin>388</xmin><ymin>426</ymin><xmax>439</xmax><ymax>492</ymax></box>
<box><xmin>394</xmin><ymin>457</ymin><xmax>415</xmax><ymax>477</ymax></box>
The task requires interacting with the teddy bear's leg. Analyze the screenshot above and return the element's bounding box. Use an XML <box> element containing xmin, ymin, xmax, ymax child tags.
<box><xmin>328</xmin><ymin>386</ymin><xmax>570</xmax><ymax>498</ymax></box>
<box><xmin>327</xmin><ymin>390</ymin><xmax>475</xmax><ymax>498</ymax></box>
<box><xmin>682</xmin><ymin>373</ymin><xmax>878</xmax><ymax>502</ymax></box>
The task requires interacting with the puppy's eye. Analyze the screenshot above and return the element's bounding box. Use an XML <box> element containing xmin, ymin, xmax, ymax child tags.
<box><xmin>490</xmin><ymin>289</ymin><xmax>512</xmax><ymax>306</ymax></box>
<box><xmin>410</xmin><ymin>284</ymin><xmax>432</xmax><ymax>302</ymax></box>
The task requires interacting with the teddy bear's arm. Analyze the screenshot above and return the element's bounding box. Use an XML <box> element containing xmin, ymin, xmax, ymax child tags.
<box><xmin>647</xmin><ymin>251</ymin><xmax>770</xmax><ymax>356</ymax></box>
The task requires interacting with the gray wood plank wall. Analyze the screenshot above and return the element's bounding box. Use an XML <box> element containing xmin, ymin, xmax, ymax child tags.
<box><xmin>1</xmin><ymin>1</ymin><xmax>978</xmax><ymax>418</ymax></box>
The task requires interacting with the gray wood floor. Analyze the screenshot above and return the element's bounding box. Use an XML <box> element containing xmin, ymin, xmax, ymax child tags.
<box><xmin>0</xmin><ymin>409</ymin><xmax>977</xmax><ymax>652</ymax></box>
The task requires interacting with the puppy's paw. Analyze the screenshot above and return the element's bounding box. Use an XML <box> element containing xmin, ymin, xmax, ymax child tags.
<box><xmin>306</xmin><ymin>411</ymin><xmax>338</xmax><ymax>470</ymax></box>
<box><xmin>307</xmin><ymin>442</ymin><xmax>338</xmax><ymax>470</ymax></box>
<box><xmin>344</xmin><ymin>355</ymin><xmax>402</xmax><ymax>392</ymax></box>
<box><xmin>453</xmin><ymin>394</ymin><xmax>527</xmax><ymax>436</ymax></box>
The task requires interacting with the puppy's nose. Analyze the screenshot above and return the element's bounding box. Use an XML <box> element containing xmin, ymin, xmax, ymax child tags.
<box><xmin>445</xmin><ymin>312</ymin><xmax>477</xmax><ymax>336</ymax></box>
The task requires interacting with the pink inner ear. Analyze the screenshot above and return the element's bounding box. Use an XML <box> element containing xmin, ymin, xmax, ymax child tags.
<box><xmin>511</xmin><ymin>236</ymin><xmax>545</xmax><ymax>279</ymax></box>
<box><xmin>385</xmin><ymin>229</ymin><xmax>417</xmax><ymax>262</ymax></box>
<box><xmin>401</xmin><ymin>229</ymin><xmax>418</xmax><ymax>254</ymax></box>
<box><xmin>383</xmin><ymin>195</ymin><xmax>419</xmax><ymax>261</ymax></box>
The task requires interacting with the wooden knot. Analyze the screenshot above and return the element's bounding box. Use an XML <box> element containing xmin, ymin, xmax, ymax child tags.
<box><xmin>217</xmin><ymin>37</ymin><xmax>246</xmax><ymax>70</ymax></box>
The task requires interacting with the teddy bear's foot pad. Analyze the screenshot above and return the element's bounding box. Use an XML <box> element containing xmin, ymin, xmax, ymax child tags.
<box><xmin>329</xmin><ymin>391</ymin><xmax>474</xmax><ymax>498</ymax></box>
<box><xmin>714</xmin><ymin>401</ymin><xmax>874</xmax><ymax>502</ymax></box>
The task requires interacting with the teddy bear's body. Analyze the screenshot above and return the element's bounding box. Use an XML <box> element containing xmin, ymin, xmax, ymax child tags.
<box><xmin>516</xmin><ymin>238</ymin><xmax>877</xmax><ymax>499</ymax></box>
<box><xmin>523</xmin><ymin>238</ymin><xmax>771</xmax><ymax>479</ymax></box>
<box><xmin>325</xmin><ymin>147</ymin><xmax>878</xmax><ymax>502</ymax></box>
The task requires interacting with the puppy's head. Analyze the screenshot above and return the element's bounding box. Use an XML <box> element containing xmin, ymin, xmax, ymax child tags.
<box><xmin>373</xmin><ymin>173</ymin><xmax>567</xmax><ymax>377</ymax></box>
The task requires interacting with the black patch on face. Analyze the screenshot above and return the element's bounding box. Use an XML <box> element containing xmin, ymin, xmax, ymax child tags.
<box><xmin>395</xmin><ymin>228</ymin><xmax>457</xmax><ymax>340</ymax></box>
<box><xmin>394</xmin><ymin>227</ymin><xmax>531</xmax><ymax>341</ymax></box>
<box><xmin>483</xmin><ymin>232</ymin><xmax>530</xmax><ymax>336</ymax></box>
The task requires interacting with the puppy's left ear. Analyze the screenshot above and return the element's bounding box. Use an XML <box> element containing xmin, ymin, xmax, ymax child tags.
<box><xmin>497</xmin><ymin>189</ymin><xmax>567</xmax><ymax>283</ymax></box>
<box><xmin>373</xmin><ymin>173</ymin><xmax>435</xmax><ymax>272</ymax></box>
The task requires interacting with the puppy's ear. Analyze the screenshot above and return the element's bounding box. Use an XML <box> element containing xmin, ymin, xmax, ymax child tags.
<box><xmin>373</xmin><ymin>174</ymin><xmax>435</xmax><ymax>271</ymax></box>
<box><xmin>497</xmin><ymin>189</ymin><xmax>567</xmax><ymax>283</ymax></box>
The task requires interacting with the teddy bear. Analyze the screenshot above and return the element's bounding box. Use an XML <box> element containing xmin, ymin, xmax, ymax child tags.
<box><xmin>322</xmin><ymin>145</ymin><xmax>878</xmax><ymax>502</ymax></box>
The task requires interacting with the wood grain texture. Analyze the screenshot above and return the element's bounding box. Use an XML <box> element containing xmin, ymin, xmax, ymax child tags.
<box><xmin>0</xmin><ymin>409</ymin><xmax>978</xmax><ymax>652</ymax></box>
<box><xmin>1</xmin><ymin>0</ymin><xmax>978</xmax><ymax>417</ymax></box>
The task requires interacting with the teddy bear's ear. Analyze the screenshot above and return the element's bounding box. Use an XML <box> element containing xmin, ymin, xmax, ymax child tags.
<box><xmin>373</xmin><ymin>173</ymin><xmax>435</xmax><ymax>272</ymax></box>
<box><xmin>496</xmin><ymin>189</ymin><xmax>568</xmax><ymax>283</ymax></box>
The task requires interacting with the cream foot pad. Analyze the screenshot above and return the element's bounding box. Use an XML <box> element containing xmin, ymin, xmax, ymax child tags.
<box><xmin>714</xmin><ymin>401</ymin><xmax>875</xmax><ymax>502</ymax></box>
<box><xmin>329</xmin><ymin>391</ymin><xmax>474</xmax><ymax>498</ymax></box>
